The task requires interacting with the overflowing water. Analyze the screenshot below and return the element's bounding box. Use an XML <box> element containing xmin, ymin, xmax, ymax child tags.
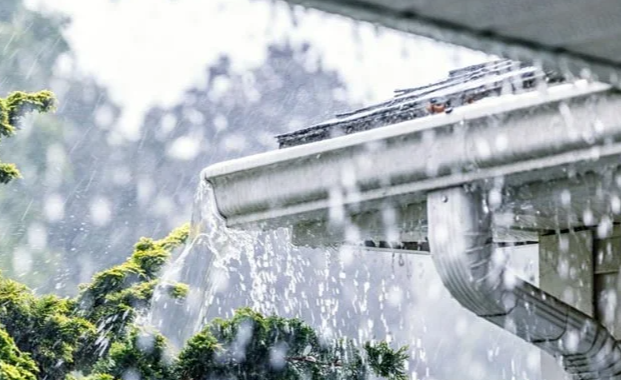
<box><xmin>147</xmin><ymin>179</ymin><xmax>391</xmax><ymax>349</ymax></box>
<box><xmin>145</xmin><ymin>179</ymin><xmax>541</xmax><ymax>379</ymax></box>
<box><xmin>147</xmin><ymin>180</ymin><xmax>257</xmax><ymax>347</ymax></box>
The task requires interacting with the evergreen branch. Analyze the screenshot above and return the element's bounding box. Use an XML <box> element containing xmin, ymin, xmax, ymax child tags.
<box><xmin>0</xmin><ymin>90</ymin><xmax>56</xmax><ymax>184</ymax></box>
<box><xmin>0</xmin><ymin>162</ymin><xmax>21</xmax><ymax>184</ymax></box>
<box><xmin>287</xmin><ymin>355</ymin><xmax>343</xmax><ymax>367</ymax></box>
<box><xmin>0</xmin><ymin>90</ymin><xmax>56</xmax><ymax>138</ymax></box>
<box><xmin>365</xmin><ymin>342</ymin><xmax>409</xmax><ymax>380</ymax></box>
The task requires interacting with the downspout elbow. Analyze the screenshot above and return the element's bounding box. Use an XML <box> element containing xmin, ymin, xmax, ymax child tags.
<box><xmin>428</xmin><ymin>187</ymin><xmax>621</xmax><ymax>379</ymax></box>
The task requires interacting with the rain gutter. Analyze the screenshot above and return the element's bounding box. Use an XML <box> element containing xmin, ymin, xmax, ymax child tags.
<box><xmin>203</xmin><ymin>81</ymin><xmax>616</xmax><ymax>230</ymax></box>
<box><xmin>203</xmin><ymin>81</ymin><xmax>621</xmax><ymax>377</ymax></box>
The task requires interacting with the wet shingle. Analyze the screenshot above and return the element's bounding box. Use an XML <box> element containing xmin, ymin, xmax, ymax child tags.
<box><xmin>276</xmin><ymin>60</ymin><xmax>563</xmax><ymax>148</ymax></box>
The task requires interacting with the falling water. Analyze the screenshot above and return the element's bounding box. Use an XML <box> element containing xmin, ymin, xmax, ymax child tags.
<box><xmin>146</xmin><ymin>177</ymin><xmax>415</xmax><ymax>349</ymax></box>
<box><xmin>146</xmin><ymin>180</ymin><xmax>256</xmax><ymax>347</ymax></box>
<box><xmin>146</xmin><ymin>177</ymin><xmax>541</xmax><ymax>379</ymax></box>
<box><xmin>146</xmin><ymin>179</ymin><xmax>348</xmax><ymax>347</ymax></box>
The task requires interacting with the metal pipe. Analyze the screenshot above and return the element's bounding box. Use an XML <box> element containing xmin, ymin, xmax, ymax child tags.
<box><xmin>428</xmin><ymin>186</ymin><xmax>621</xmax><ymax>379</ymax></box>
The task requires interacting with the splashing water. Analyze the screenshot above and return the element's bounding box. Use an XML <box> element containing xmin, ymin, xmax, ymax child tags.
<box><xmin>146</xmin><ymin>180</ymin><xmax>257</xmax><ymax>347</ymax></box>
<box><xmin>146</xmin><ymin>178</ymin><xmax>417</xmax><ymax>350</ymax></box>
<box><xmin>146</xmin><ymin>180</ymin><xmax>356</xmax><ymax>348</ymax></box>
<box><xmin>145</xmin><ymin>179</ymin><xmax>540</xmax><ymax>380</ymax></box>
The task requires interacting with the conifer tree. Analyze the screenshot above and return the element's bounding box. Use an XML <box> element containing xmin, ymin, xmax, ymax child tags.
<box><xmin>0</xmin><ymin>91</ymin><xmax>409</xmax><ymax>380</ymax></box>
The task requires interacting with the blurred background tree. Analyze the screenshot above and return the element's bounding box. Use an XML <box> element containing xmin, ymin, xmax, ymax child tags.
<box><xmin>0</xmin><ymin>0</ymin><xmax>349</xmax><ymax>295</ymax></box>
<box><xmin>0</xmin><ymin>0</ymin><xmax>122</xmax><ymax>291</ymax></box>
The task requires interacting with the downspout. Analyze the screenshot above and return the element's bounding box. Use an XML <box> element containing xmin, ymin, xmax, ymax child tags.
<box><xmin>428</xmin><ymin>187</ymin><xmax>621</xmax><ymax>379</ymax></box>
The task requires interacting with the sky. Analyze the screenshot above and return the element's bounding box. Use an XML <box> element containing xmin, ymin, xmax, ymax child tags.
<box><xmin>27</xmin><ymin>0</ymin><xmax>487</xmax><ymax>139</ymax></box>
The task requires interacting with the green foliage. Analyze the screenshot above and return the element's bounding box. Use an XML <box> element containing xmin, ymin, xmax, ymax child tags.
<box><xmin>0</xmin><ymin>90</ymin><xmax>56</xmax><ymax>138</ymax></box>
<box><xmin>0</xmin><ymin>223</ymin><xmax>409</xmax><ymax>380</ymax></box>
<box><xmin>74</xmin><ymin>224</ymin><xmax>190</xmax><ymax>370</ymax></box>
<box><xmin>81</xmin><ymin>375</ymin><xmax>113</xmax><ymax>380</ymax></box>
<box><xmin>0</xmin><ymin>90</ymin><xmax>56</xmax><ymax>183</ymax></box>
<box><xmin>0</xmin><ymin>276</ymin><xmax>95</xmax><ymax>379</ymax></box>
<box><xmin>168</xmin><ymin>283</ymin><xmax>189</xmax><ymax>299</ymax></box>
<box><xmin>364</xmin><ymin>342</ymin><xmax>409</xmax><ymax>380</ymax></box>
<box><xmin>0</xmin><ymin>162</ymin><xmax>19</xmax><ymax>184</ymax></box>
<box><xmin>174</xmin><ymin>308</ymin><xmax>408</xmax><ymax>380</ymax></box>
<box><xmin>0</xmin><ymin>225</ymin><xmax>190</xmax><ymax>379</ymax></box>
<box><xmin>77</xmin><ymin>224</ymin><xmax>189</xmax><ymax>309</ymax></box>
<box><xmin>0</xmin><ymin>328</ymin><xmax>38</xmax><ymax>380</ymax></box>
<box><xmin>90</xmin><ymin>327</ymin><xmax>173</xmax><ymax>380</ymax></box>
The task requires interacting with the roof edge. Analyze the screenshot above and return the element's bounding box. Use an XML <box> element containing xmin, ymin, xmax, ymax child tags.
<box><xmin>286</xmin><ymin>0</ymin><xmax>621</xmax><ymax>85</ymax></box>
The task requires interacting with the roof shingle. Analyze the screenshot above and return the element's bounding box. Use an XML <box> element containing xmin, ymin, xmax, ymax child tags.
<box><xmin>276</xmin><ymin>60</ymin><xmax>564</xmax><ymax>148</ymax></box>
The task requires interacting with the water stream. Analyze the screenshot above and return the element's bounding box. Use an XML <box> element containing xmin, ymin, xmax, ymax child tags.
<box><xmin>146</xmin><ymin>179</ymin><xmax>541</xmax><ymax>379</ymax></box>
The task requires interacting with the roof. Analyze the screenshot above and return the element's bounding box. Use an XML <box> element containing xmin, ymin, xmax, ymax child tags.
<box><xmin>284</xmin><ymin>0</ymin><xmax>621</xmax><ymax>86</ymax></box>
<box><xmin>204</xmin><ymin>80</ymin><xmax>614</xmax><ymax>237</ymax></box>
<box><xmin>277</xmin><ymin>60</ymin><xmax>563</xmax><ymax>148</ymax></box>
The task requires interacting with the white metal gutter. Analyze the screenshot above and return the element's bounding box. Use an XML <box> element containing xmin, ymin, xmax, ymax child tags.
<box><xmin>203</xmin><ymin>81</ymin><xmax>615</xmax><ymax>231</ymax></box>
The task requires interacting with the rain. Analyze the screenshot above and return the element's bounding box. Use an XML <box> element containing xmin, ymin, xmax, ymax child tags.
<box><xmin>0</xmin><ymin>0</ymin><xmax>619</xmax><ymax>380</ymax></box>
